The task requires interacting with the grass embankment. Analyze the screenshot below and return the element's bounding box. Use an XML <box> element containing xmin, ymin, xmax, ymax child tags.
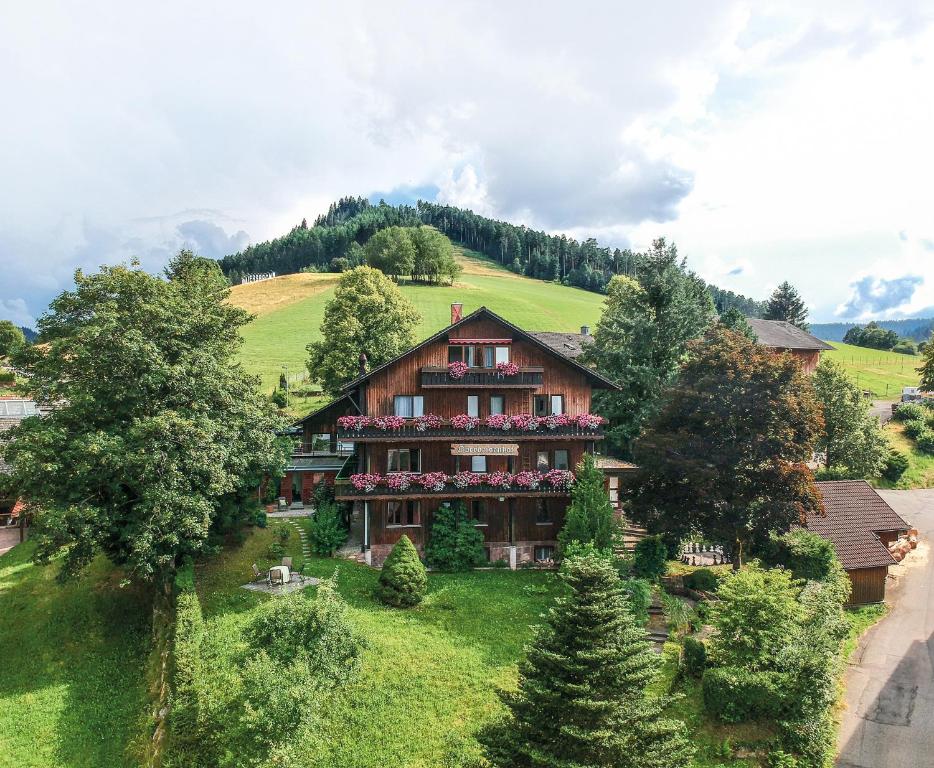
<box><xmin>822</xmin><ymin>342</ymin><xmax>921</xmax><ymax>398</ymax></box>
<box><xmin>0</xmin><ymin>542</ymin><xmax>151</xmax><ymax>768</ymax></box>
<box><xmin>876</xmin><ymin>421</ymin><xmax>934</xmax><ymax>489</ymax></box>
<box><xmin>229</xmin><ymin>249</ymin><xmax>604</xmax><ymax>416</ymax></box>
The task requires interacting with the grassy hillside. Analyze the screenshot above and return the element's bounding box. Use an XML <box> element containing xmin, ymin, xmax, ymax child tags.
<box><xmin>0</xmin><ymin>542</ymin><xmax>150</xmax><ymax>768</ymax></box>
<box><xmin>822</xmin><ymin>341</ymin><xmax>921</xmax><ymax>398</ymax></box>
<box><xmin>230</xmin><ymin>249</ymin><xmax>605</xmax><ymax>413</ymax></box>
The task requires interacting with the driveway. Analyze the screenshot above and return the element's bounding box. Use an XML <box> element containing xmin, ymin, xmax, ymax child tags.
<box><xmin>837</xmin><ymin>489</ymin><xmax>934</xmax><ymax>768</ymax></box>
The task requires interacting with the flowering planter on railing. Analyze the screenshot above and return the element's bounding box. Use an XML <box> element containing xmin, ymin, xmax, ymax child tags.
<box><xmin>342</xmin><ymin>470</ymin><xmax>576</xmax><ymax>496</ymax></box>
<box><xmin>447</xmin><ymin>361</ymin><xmax>469</xmax><ymax>379</ymax></box>
<box><xmin>421</xmin><ymin>367</ymin><xmax>544</xmax><ymax>387</ymax></box>
<box><xmin>336</xmin><ymin>413</ymin><xmax>605</xmax><ymax>440</ymax></box>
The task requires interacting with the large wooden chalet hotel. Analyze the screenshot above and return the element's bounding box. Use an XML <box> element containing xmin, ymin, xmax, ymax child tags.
<box><xmin>282</xmin><ymin>304</ymin><xmax>622</xmax><ymax>567</ymax></box>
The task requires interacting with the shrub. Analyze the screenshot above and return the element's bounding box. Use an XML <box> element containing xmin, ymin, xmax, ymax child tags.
<box><xmin>814</xmin><ymin>465</ymin><xmax>860</xmax><ymax>481</ymax></box>
<box><xmin>916</xmin><ymin>429</ymin><xmax>934</xmax><ymax>455</ymax></box>
<box><xmin>0</xmin><ymin>370</ymin><xmax>14</xmax><ymax>385</ymax></box>
<box><xmin>632</xmin><ymin>535</ymin><xmax>668</xmax><ymax>580</ymax></box>
<box><xmin>894</xmin><ymin>402</ymin><xmax>924</xmax><ymax>422</ymax></box>
<box><xmin>622</xmin><ymin>577</ymin><xmax>653</xmax><ymax>624</ymax></box>
<box><xmin>425</xmin><ymin>501</ymin><xmax>485</xmax><ymax>571</ymax></box>
<box><xmin>171</xmin><ymin>585</ymin><xmax>205</xmax><ymax>747</ymax></box>
<box><xmin>307</xmin><ymin>501</ymin><xmax>347</xmax><ymax>556</ymax></box>
<box><xmin>270</xmin><ymin>388</ymin><xmax>288</xmax><ymax>408</ymax></box>
<box><xmin>892</xmin><ymin>339</ymin><xmax>917</xmax><ymax>355</ymax></box>
<box><xmin>252</xmin><ymin>510</ymin><xmax>267</xmax><ymax>528</ymax></box>
<box><xmin>702</xmin><ymin>666</ymin><xmax>784</xmax><ymax>722</ymax></box>
<box><xmin>683</xmin><ymin>568</ymin><xmax>718</xmax><ymax>592</ymax></box>
<box><xmin>376</xmin><ymin>535</ymin><xmax>428</xmax><ymax>607</ymax></box>
<box><xmin>766</xmin><ymin>530</ymin><xmax>837</xmax><ymax>582</ymax></box>
<box><xmin>882</xmin><ymin>450</ymin><xmax>909</xmax><ymax>482</ymax></box>
<box><xmin>768</xmin><ymin>750</ymin><xmax>800</xmax><ymax>768</ymax></box>
<box><xmin>244</xmin><ymin>576</ymin><xmax>364</xmax><ymax>684</ymax></box>
<box><xmin>902</xmin><ymin>418</ymin><xmax>927</xmax><ymax>440</ymax></box>
<box><xmin>681</xmin><ymin>636</ymin><xmax>706</xmax><ymax>678</ymax></box>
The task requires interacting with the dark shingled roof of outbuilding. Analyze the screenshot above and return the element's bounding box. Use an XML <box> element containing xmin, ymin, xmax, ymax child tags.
<box><xmin>805</xmin><ymin>481</ymin><xmax>910</xmax><ymax>570</ymax></box>
<box><xmin>529</xmin><ymin>332</ymin><xmax>593</xmax><ymax>360</ymax></box>
<box><xmin>747</xmin><ymin>319</ymin><xmax>834</xmax><ymax>351</ymax></box>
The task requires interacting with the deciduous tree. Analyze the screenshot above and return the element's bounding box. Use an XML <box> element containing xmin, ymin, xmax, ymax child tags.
<box><xmin>5</xmin><ymin>252</ymin><xmax>287</xmax><ymax>586</ymax></box>
<box><xmin>627</xmin><ymin>327</ymin><xmax>823</xmax><ymax>567</ymax></box>
<box><xmin>306</xmin><ymin>266</ymin><xmax>420</xmax><ymax>396</ymax></box>
<box><xmin>0</xmin><ymin>320</ymin><xmax>25</xmax><ymax>358</ymax></box>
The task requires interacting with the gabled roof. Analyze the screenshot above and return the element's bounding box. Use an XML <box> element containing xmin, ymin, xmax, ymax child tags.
<box><xmin>530</xmin><ymin>332</ymin><xmax>593</xmax><ymax>360</ymax></box>
<box><xmin>747</xmin><ymin>319</ymin><xmax>833</xmax><ymax>351</ymax></box>
<box><xmin>339</xmin><ymin>307</ymin><xmax>619</xmax><ymax>392</ymax></box>
<box><xmin>293</xmin><ymin>394</ymin><xmax>359</xmax><ymax>427</ymax></box>
<box><xmin>805</xmin><ymin>481</ymin><xmax>910</xmax><ymax>570</ymax></box>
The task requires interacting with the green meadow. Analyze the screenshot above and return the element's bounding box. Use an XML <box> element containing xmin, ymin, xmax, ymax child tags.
<box><xmin>822</xmin><ymin>341</ymin><xmax>922</xmax><ymax>398</ymax></box>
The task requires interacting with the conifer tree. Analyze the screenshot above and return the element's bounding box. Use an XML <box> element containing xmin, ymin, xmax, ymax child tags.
<box><xmin>718</xmin><ymin>306</ymin><xmax>757</xmax><ymax>341</ymax></box>
<box><xmin>918</xmin><ymin>333</ymin><xmax>934</xmax><ymax>392</ymax></box>
<box><xmin>482</xmin><ymin>550</ymin><xmax>693</xmax><ymax>768</ymax></box>
<box><xmin>763</xmin><ymin>281</ymin><xmax>810</xmax><ymax>329</ymax></box>
<box><xmin>425</xmin><ymin>501</ymin><xmax>485</xmax><ymax>571</ymax></box>
<box><xmin>375</xmin><ymin>535</ymin><xmax>427</xmax><ymax>607</ymax></box>
<box><xmin>557</xmin><ymin>454</ymin><xmax>618</xmax><ymax>554</ymax></box>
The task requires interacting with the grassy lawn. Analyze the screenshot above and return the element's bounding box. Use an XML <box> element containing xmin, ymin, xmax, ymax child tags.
<box><xmin>0</xmin><ymin>541</ymin><xmax>151</xmax><ymax>768</ymax></box>
<box><xmin>230</xmin><ymin>249</ymin><xmax>604</xmax><ymax>412</ymax></box>
<box><xmin>822</xmin><ymin>341</ymin><xmax>921</xmax><ymax>398</ymax></box>
<box><xmin>876</xmin><ymin>422</ymin><xmax>934</xmax><ymax>489</ymax></box>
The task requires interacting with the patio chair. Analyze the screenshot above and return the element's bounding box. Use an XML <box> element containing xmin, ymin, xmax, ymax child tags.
<box><xmin>251</xmin><ymin>563</ymin><xmax>269</xmax><ymax>584</ymax></box>
<box><xmin>281</xmin><ymin>556</ymin><xmax>293</xmax><ymax>569</ymax></box>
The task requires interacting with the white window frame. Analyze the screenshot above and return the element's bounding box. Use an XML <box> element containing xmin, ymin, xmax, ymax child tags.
<box><xmin>467</xmin><ymin>395</ymin><xmax>479</xmax><ymax>418</ymax></box>
<box><xmin>393</xmin><ymin>395</ymin><xmax>424</xmax><ymax>418</ymax></box>
<box><xmin>494</xmin><ymin>346</ymin><xmax>510</xmax><ymax>364</ymax></box>
<box><xmin>471</xmin><ymin>455</ymin><xmax>487</xmax><ymax>472</ymax></box>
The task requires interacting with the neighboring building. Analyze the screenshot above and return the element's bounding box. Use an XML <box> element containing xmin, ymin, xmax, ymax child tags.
<box><xmin>747</xmin><ymin>319</ymin><xmax>833</xmax><ymax>374</ymax></box>
<box><xmin>807</xmin><ymin>480</ymin><xmax>910</xmax><ymax>604</ymax></box>
<box><xmin>0</xmin><ymin>397</ymin><xmax>41</xmax><ymax>527</ymax></box>
<box><xmin>302</xmin><ymin>305</ymin><xmax>619</xmax><ymax>566</ymax></box>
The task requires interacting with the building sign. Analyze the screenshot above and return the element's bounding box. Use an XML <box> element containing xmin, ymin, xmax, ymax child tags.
<box><xmin>451</xmin><ymin>443</ymin><xmax>519</xmax><ymax>456</ymax></box>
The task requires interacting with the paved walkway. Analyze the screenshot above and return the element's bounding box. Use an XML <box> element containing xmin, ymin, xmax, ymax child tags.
<box><xmin>837</xmin><ymin>489</ymin><xmax>934</xmax><ymax>767</ymax></box>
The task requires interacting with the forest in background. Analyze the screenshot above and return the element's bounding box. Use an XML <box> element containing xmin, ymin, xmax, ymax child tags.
<box><xmin>812</xmin><ymin>318</ymin><xmax>934</xmax><ymax>343</ymax></box>
<box><xmin>217</xmin><ymin>196</ymin><xmax>767</xmax><ymax>315</ymax></box>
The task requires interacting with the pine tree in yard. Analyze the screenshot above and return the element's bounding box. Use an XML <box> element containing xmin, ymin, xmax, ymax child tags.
<box><xmin>425</xmin><ymin>501</ymin><xmax>485</xmax><ymax>571</ymax></box>
<box><xmin>718</xmin><ymin>306</ymin><xmax>757</xmax><ymax>341</ymax></box>
<box><xmin>481</xmin><ymin>550</ymin><xmax>693</xmax><ymax>768</ymax></box>
<box><xmin>557</xmin><ymin>454</ymin><xmax>618</xmax><ymax>555</ymax></box>
<box><xmin>375</xmin><ymin>535</ymin><xmax>427</xmax><ymax>608</ymax></box>
<box><xmin>918</xmin><ymin>333</ymin><xmax>934</xmax><ymax>391</ymax></box>
<box><xmin>763</xmin><ymin>281</ymin><xmax>810</xmax><ymax>329</ymax></box>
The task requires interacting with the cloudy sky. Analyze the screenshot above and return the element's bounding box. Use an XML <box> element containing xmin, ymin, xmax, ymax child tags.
<box><xmin>2</xmin><ymin>1</ymin><xmax>933</xmax><ymax>327</ymax></box>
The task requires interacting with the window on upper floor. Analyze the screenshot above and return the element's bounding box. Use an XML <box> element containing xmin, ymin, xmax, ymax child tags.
<box><xmin>467</xmin><ymin>395</ymin><xmax>479</xmax><ymax>418</ymax></box>
<box><xmin>536</xmin><ymin>451</ymin><xmax>550</xmax><ymax>471</ymax></box>
<box><xmin>448</xmin><ymin>345</ymin><xmax>463</xmax><ymax>364</ymax></box>
<box><xmin>393</xmin><ymin>395</ymin><xmax>424</xmax><ymax>418</ymax></box>
<box><xmin>387</xmin><ymin>499</ymin><xmax>420</xmax><ymax>526</ymax></box>
<box><xmin>495</xmin><ymin>346</ymin><xmax>510</xmax><ymax>364</ymax></box>
<box><xmin>483</xmin><ymin>346</ymin><xmax>495</xmax><ymax>368</ymax></box>
<box><xmin>550</xmin><ymin>395</ymin><xmax>565</xmax><ymax>415</ymax></box>
<box><xmin>489</xmin><ymin>395</ymin><xmax>505</xmax><ymax>415</ymax></box>
<box><xmin>471</xmin><ymin>455</ymin><xmax>487</xmax><ymax>472</ymax></box>
<box><xmin>534</xmin><ymin>395</ymin><xmax>548</xmax><ymax>417</ymax></box>
<box><xmin>387</xmin><ymin>448</ymin><xmax>421</xmax><ymax>473</ymax></box>
<box><xmin>554</xmin><ymin>450</ymin><xmax>570</xmax><ymax>471</ymax></box>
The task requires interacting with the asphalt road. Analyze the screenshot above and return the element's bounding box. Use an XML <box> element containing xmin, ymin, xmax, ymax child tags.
<box><xmin>837</xmin><ymin>489</ymin><xmax>934</xmax><ymax>768</ymax></box>
<box><xmin>870</xmin><ymin>400</ymin><xmax>896</xmax><ymax>425</ymax></box>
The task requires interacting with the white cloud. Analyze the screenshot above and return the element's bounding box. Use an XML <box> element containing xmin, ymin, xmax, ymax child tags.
<box><xmin>0</xmin><ymin>299</ymin><xmax>35</xmax><ymax>328</ymax></box>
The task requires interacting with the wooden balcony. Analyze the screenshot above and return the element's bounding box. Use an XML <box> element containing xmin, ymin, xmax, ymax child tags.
<box><xmin>420</xmin><ymin>366</ymin><xmax>544</xmax><ymax>388</ymax></box>
<box><xmin>337</xmin><ymin>422</ymin><xmax>603</xmax><ymax>442</ymax></box>
<box><xmin>335</xmin><ymin>481</ymin><xmax>572</xmax><ymax>501</ymax></box>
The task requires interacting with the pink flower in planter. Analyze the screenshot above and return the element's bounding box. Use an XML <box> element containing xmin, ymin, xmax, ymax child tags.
<box><xmin>452</xmin><ymin>471</ymin><xmax>483</xmax><ymax>489</ymax></box>
<box><xmin>373</xmin><ymin>415</ymin><xmax>406</xmax><ymax>431</ymax></box>
<box><xmin>338</xmin><ymin>415</ymin><xmax>370</xmax><ymax>432</ymax></box>
<box><xmin>414</xmin><ymin>414</ymin><xmax>442</xmax><ymax>432</ymax></box>
<box><xmin>513</xmin><ymin>470</ymin><xmax>542</xmax><ymax>489</ymax></box>
<box><xmin>510</xmin><ymin>413</ymin><xmax>541</xmax><ymax>431</ymax></box>
<box><xmin>417</xmin><ymin>472</ymin><xmax>448</xmax><ymax>492</ymax></box>
<box><xmin>450</xmin><ymin>413</ymin><xmax>480</xmax><ymax>431</ymax></box>
<box><xmin>485</xmin><ymin>413</ymin><xmax>512</xmax><ymax>430</ymax></box>
<box><xmin>487</xmin><ymin>471</ymin><xmax>514</xmax><ymax>489</ymax></box>
<box><xmin>386</xmin><ymin>472</ymin><xmax>417</xmax><ymax>491</ymax></box>
<box><xmin>495</xmin><ymin>361</ymin><xmax>519</xmax><ymax>376</ymax></box>
<box><xmin>543</xmin><ymin>413</ymin><xmax>570</xmax><ymax>430</ymax></box>
<box><xmin>543</xmin><ymin>469</ymin><xmax>575</xmax><ymax>490</ymax></box>
<box><xmin>447</xmin><ymin>361</ymin><xmax>469</xmax><ymax>379</ymax></box>
<box><xmin>350</xmin><ymin>473</ymin><xmax>382</xmax><ymax>492</ymax></box>
<box><xmin>574</xmin><ymin>413</ymin><xmax>605</xmax><ymax>430</ymax></box>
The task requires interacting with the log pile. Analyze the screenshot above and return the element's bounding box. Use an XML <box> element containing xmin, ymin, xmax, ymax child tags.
<box><xmin>887</xmin><ymin>528</ymin><xmax>919</xmax><ymax>562</ymax></box>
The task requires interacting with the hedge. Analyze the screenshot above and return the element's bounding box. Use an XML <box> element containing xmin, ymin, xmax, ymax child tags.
<box><xmin>702</xmin><ymin>666</ymin><xmax>786</xmax><ymax>723</ymax></box>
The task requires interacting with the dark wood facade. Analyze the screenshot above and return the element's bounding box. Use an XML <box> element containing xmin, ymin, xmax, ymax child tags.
<box><xmin>846</xmin><ymin>566</ymin><xmax>888</xmax><ymax>606</ymax></box>
<box><xmin>332</xmin><ymin>307</ymin><xmax>617</xmax><ymax>566</ymax></box>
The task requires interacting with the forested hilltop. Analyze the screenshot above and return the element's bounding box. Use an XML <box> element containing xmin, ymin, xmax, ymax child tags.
<box><xmin>812</xmin><ymin>318</ymin><xmax>934</xmax><ymax>343</ymax></box>
<box><xmin>218</xmin><ymin>197</ymin><xmax>765</xmax><ymax>315</ymax></box>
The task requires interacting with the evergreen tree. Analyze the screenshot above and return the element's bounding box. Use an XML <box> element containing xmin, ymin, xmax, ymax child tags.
<box><xmin>918</xmin><ymin>332</ymin><xmax>934</xmax><ymax>391</ymax></box>
<box><xmin>812</xmin><ymin>359</ymin><xmax>888</xmax><ymax>477</ymax></box>
<box><xmin>306</xmin><ymin>266</ymin><xmax>420</xmax><ymax>396</ymax></box>
<box><xmin>557</xmin><ymin>454</ymin><xmax>618</xmax><ymax>554</ymax></box>
<box><xmin>586</xmin><ymin>239</ymin><xmax>716</xmax><ymax>456</ymax></box>
<box><xmin>425</xmin><ymin>501</ymin><xmax>485</xmax><ymax>571</ymax></box>
<box><xmin>763</xmin><ymin>281</ymin><xmax>810</xmax><ymax>329</ymax></box>
<box><xmin>481</xmin><ymin>550</ymin><xmax>692</xmax><ymax>768</ymax></box>
<box><xmin>718</xmin><ymin>306</ymin><xmax>757</xmax><ymax>341</ymax></box>
<box><xmin>376</xmin><ymin>535</ymin><xmax>428</xmax><ymax>607</ymax></box>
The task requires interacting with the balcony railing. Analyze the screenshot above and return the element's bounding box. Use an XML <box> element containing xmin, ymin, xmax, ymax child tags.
<box><xmin>335</xmin><ymin>470</ymin><xmax>575</xmax><ymax>499</ymax></box>
<box><xmin>420</xmin><ymin>366</ymin><xmax>544</xmax><ymax>388</ymax></box>
<box><xmin>291</xmin><ymin>442</ymin><xmax>355</xmax><ymax>457</ymax></box>
<box><xmin>337</xmin><ymin>421</ymin><xmax>603</xmax><ymax>441</ymax></box>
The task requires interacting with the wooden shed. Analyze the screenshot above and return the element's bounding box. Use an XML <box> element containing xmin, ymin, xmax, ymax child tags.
<box><xmin>746</xmin><ymin>319</ymin><xmax>833</xmax><ymax>374</ymax></box>
<box><xmin>807</xmin><ymin>481</ymin><xmax>910</xmax><ymax>604</ymax></box>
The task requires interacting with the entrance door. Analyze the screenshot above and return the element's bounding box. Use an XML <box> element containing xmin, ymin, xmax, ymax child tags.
<box><xmin>291</xmin><ymin>475</ymin><xmax>302</xmax><ymax>506</ymax></box>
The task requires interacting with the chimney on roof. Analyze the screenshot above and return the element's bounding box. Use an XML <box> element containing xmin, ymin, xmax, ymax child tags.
<box><xmin>580</xmin><ymin>325</ymin><xmax>590</xmax><ymax>336</ymax></box>
<box><xmin>451</xmin><ymin>303</ymin><xmax>463</xmax><ymax>324</ymax></box>
<box><xmin>358</xmin><ymin>352</ymin><xmax>368</xmax><ymax>376</ymax></box>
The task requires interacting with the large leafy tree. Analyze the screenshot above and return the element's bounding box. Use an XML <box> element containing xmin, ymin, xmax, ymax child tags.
<box><xmin>363</xmin><ymin>226</ymin><xmax>416</xmax><ymax>280</ymax></box>
<box><xmin>763</xmin><ymin>281</ymin><xmax>809</xmax><ymax>329</ymax></box>
<box><xmin>482</xmin><ymin>550</ymin><xmax>692</xmax><ymax>768</ymax></box>
<box><xmin>813</xmin><ymin>358</ymin><xmax>888</xmax><ymax>477</ymax></box>
<box><xmin>557</xmin><ymin>454</ymin><xmax>618</xmax><ymax>554</ymax></box>
<box><xmin>409</xmin><ymin>226</ymin><xmax>461</xmax><ymax>284</ymax></box>
<box><xmin>627</xmin><ymin>327</ymin><xmax>823</xmax><ymax>567</ymax></box>
<box><xmin>306</xmin><ymin>266</ymin><xmax>420</xmax><ymax>396</ymax></box>
<box><xmin>4</xmin><ymin>252</ymin><xmax>287</xmax><ymax>585</ymax></box>
<box><xmin>0</xmin><ymin>320</ymin><xmax>26</xmax><ymax>358</ymax></box>
<box><xmin>586</xmin><ymin>239</ymin><xmax>715</xmax><ymax>455</ymax></box>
